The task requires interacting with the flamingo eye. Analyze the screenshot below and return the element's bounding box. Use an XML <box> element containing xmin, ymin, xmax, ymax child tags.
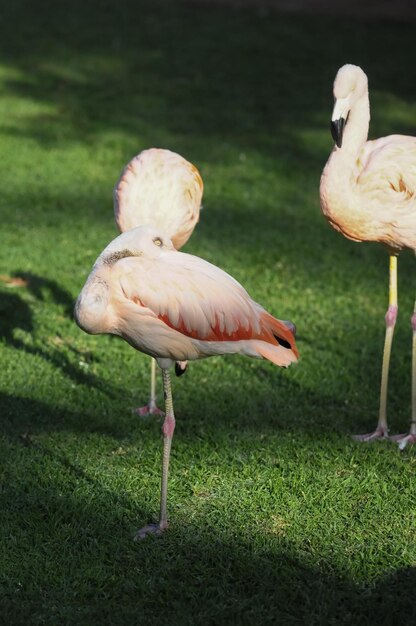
<box><xmin>153</xmin><ymin>237</ymin><xmax>163</xmax><ymax>247</ymax></box>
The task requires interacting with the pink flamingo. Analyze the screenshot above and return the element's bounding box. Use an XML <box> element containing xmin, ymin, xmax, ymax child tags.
<box><xmin>75</xmin><ymin>225</ymin><xmax>298</xmax><ymax>538</ymax></box>
<box><xmin>320</xmin><ymin>64</ymin><xmax>416</xmax><ymax>448</ymax></box>
<box><xmin>114</xmin><ymin>148</ymin><xmax>204</xmax><ymax>415</ymax></box>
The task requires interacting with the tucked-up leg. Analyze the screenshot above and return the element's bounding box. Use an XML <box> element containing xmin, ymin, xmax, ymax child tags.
<box><xmin>391</xmin><ymin>305</ymin><xmax>416</xmax><ymax>449</ymax></box>
<box><xmin>134</xmin><ymin>368</ymin><xmax>176</xmax><ymax>539</ymax></box>
<box><xmin>136</xmin><ymin>358</ymin><xmax>164</xmax><ymax>417</ymax></box>
<box><xmin>353</xmin><ymin>255</ymin><xmax>398</xmax><ymax>442</ymax></box>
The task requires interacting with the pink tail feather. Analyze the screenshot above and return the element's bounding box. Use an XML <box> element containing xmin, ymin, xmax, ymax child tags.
<box><xmin>253</xmin><ymin>340</ymin><xmax>298</xmax><ymax>368</ymax></box>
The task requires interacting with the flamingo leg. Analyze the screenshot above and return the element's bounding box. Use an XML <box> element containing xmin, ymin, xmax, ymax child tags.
<box><xmin>134</xmin><ymin>368</ymin><xmax>176</xmax><ymax>539</ymax></box>
<box><xmin>353</xmin><ymin>255</ymin><xmax>398</xmax><ymax>442</ymax></box>
<box><xmin>136</xmin><ymin>358</ymin><xmax>164</xmax><ymax>416</ymax></box>
<box><xmin>391</xmin><ymin>303</ymin><xmax>416</xmax><ymax>449</ymax></box>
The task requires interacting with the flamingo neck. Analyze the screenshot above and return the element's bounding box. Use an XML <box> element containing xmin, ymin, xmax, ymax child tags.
<box><xmin>340</xmin><ymin>93</ymin><xmax>370</xmax><ymax>157</ymax></box>
<box><xmin>327</xmin><ymin>94</ymin><xmax>370</xmax><ymax>181</ymax></box>
<box><xmin>320</xmin><ymin>91</ymin><xmax>378</xmax><ymax>242</ymax></box>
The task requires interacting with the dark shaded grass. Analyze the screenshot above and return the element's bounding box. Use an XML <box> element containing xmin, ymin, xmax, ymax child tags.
<box><xmin>0</xmin><ymin>1</ymin><xmax>415</xmax><ymax>624</ymax></box>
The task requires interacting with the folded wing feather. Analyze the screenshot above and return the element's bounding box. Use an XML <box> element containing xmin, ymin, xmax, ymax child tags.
<box><xmin>117</xmin><ymin>250</ymin><xmax>292</xmax><ymax>348</ymax></box>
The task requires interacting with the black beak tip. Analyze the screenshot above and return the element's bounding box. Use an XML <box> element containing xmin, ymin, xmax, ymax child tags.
<box><xmin>330</xmin><ymin>118</ymin><xmax>345</xmax><ymax>148</ymax></box>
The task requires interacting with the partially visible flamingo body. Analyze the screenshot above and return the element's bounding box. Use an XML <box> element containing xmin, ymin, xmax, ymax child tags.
<box><xmin>75</xmin><ymin>225</ymin><xmax>298</xmax><ymax>537</ymax></box>
<box><xmin>320</xmin><ymin>64</ymin><xmax>416</xmax><ymax>447</ymax></box>
<box><xmin>114</xmin><ymin>148</ymin><xmax>203</xmax><ymax>249</ymax></box>
<box><xmin>114</xmin><ymin>148</ymin><xmax>204</xmax><ymax>414</ymax></box>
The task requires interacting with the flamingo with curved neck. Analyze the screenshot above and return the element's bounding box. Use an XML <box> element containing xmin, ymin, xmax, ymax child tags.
<box><xmin>320</xmin><ymin>64</ymin><xmax>416</xmax><ymax>448</ymax></box>
<box><xmin>75</xmin><ymin>225</ymin><xmax>298</xmax><ymax>537</ymax></box>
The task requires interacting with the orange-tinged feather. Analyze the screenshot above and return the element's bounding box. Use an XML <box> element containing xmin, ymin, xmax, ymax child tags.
<box><xmin>157</xmin><ymin>308</ymin><xmax>298</xmax><ymax>356</ymax></box>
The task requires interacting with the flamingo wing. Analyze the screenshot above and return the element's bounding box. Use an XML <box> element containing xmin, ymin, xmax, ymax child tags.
<box><xmin>117</xmin><ymin>251</ymin><xmax>296</xmax><ymax>351</ymax></box>
<box><xmin>356</xmin><ymin>135</ymin><xmax>416</xmax><ymax>205</ymax></box>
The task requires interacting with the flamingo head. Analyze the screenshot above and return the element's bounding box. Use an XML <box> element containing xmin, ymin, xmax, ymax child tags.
<box><xmin>99</xmin><ymin>225</ymin><xmax>175</xmax><ymax>267</ymax></box>
<box><xmin>330</xmin><ymin>64</ymin><xmax>368</xmax><ymax>148</ymax></box>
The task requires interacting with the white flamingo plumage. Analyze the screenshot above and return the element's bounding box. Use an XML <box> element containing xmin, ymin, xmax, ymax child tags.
<box><xmin>320</xmin><ymin>64</ymin><xmax>416</xmax><ymax>448</ymax></box>
<box><xmin>75</xmin><ymin>225</ymin><xmax>298</xmax><ymax>537</ymax></box>
<box><xmin>114</xmin><ymin>148</ymin><xmax>204</xmax><ymax>415</ymax></box>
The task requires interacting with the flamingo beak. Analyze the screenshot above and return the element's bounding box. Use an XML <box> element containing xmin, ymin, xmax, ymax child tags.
<box><xmin>331</xmin><ymin>118</ymin><xmax>346</xmax><ymax>148</ymax></box>
<box><xmin>331</xmin><ymin>96</ymin><xmax>350</xmax><ymax>148</ymax></box>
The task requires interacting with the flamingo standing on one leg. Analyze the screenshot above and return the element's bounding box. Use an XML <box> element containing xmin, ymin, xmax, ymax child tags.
<box><xmin>114</xmin><ymin>148</ymin><xmax>204</xmax><ymax>415</ymax></box>
<box><xmin>75</xmin><ymin>225</ymin><xmax>298</xmax><ymax>538</ymax></box>
<box><xmin>320</xmin><ymin>64</ymin><xmax>416</xmax><ymax>448</ymax></box>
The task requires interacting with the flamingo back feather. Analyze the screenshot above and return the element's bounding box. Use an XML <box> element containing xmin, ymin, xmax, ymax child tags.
<box><xmin>114</xmin><ymin>148</ymin><xmax>203</xmax><ymax>249</ymax></box>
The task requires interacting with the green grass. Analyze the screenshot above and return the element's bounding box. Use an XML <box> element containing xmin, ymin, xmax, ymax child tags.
<box><xmin>0</xmin><ymin>1</ymin><xmax>415</xmax><ymax>624</ymax></box>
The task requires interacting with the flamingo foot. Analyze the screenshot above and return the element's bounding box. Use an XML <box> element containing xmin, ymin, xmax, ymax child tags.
<box><xmin>135</xmin><ymin>403</ymin><xmax>164</xmax><ymax>417</ymax></box>
<box><xmin>133</xmin><ymin>521</ymin><xmax>168</xmax><ymax>540</ymax></box>
<box><xmin>390</xmin><ymin>433</ymin><xmax>416</xmax><ymax>450</ymax></box>
<box><xmin>352</xmin><ymin>425</ymin><xmax>389</xmax><ymax>442</ymax></box>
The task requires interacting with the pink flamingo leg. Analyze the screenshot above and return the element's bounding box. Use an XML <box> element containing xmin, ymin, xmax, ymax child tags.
<box><xmin>135</xmin><ymin>358</ymin><xmax>164</xmax><ymax>416</ymax></box>
<box><xmin>353</xmin><ymin>256</ymin><xmax>398</xmax><ymax>442</ymax></box>
<box><xmin>391</xmin><ymin>310</ymin><xmax>416</xmax><ymax>449</ymax></box>
<box><xmin>135</xmin><ymin>368</ymin><xmax>175</xmax><ymax>539</ymax></box>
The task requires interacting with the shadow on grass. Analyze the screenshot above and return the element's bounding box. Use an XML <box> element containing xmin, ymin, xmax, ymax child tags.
<box><xmin>0</xmin><ymin>273</ymin><xmax>124</xmax><ymax>397</ymax></box>
<box><xmin>0</xmin><ymin>390</ymin><xmax>133</xmax><ymax>440</ymax></box>
<box><xmin>0</xmin><ymin>368</ymin><xmax>363</xmax><ymax>443</ymax></box>
<box><xmin>0</xmin><ymin>289</ymin><xmax>33</xmax><ymax>341</ymax></box>
<box><xmin>10</xmin><ymin>336</ymin><xmax>122</xmax><ymax>398</ymax></box>
<box><xmin>0</xmin><ymin>387</ymin><xmax>414</xmax><ymax>624</ymax></box>
<box><xmin>1</xmin><ymin>0</ymin><xmax>415</xmax><ymax>174</ymax></box>
<box><xmin>0</xmin><ymin>454</ymin><xmax>414</xmax><ymax>625</ymax></box>
<box><xmin>11</xmin><ymin>271</ymin><xmax>76</xmax><ymax>318</ymax></box>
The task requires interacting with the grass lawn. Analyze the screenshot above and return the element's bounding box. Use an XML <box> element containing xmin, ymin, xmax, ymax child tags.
<box><xmin>0</xmin><ymin>1</ymin><xmax>415</xmax><ymax>624</ymax></box>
